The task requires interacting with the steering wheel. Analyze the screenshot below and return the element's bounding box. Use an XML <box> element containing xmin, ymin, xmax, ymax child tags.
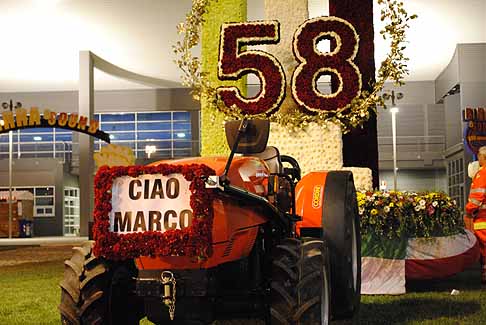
<box><xmin>280</xmin><ymin>155</ymin><xmax>301</xmax><ymax>181</ymax></box>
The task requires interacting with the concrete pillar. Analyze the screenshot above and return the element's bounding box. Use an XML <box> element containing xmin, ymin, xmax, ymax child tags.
<box><xmin>79</xmin><ymin>51</ymin><xmax>94</xmax><ymax>237</ymax></box>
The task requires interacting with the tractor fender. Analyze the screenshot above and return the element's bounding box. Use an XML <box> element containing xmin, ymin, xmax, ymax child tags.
<box><xmin>295</xmin><ymin>171</ymin><xmax>328</xmax><ymax>232</ymax></box>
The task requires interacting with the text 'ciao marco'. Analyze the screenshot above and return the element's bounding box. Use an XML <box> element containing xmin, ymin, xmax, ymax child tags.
<box><xmin>110</xmin><ymin>175</ymin><xmax>193</xmax><ymax>233</ymax></box>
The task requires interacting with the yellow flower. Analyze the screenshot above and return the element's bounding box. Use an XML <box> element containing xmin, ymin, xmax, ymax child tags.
<box><xmin>371</xmin><ymin>209</ymin><xmax>378</xmax><ymax>215</ymax></box>
<box><xmin>389</xmin><ymin>203</ymin><xmax>394</xmax><ymax>208</ymax></box>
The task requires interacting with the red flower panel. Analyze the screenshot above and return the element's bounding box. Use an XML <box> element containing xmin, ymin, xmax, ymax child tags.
<box><xmin>93</xmin><ymin>164</ymin><xmax>215</xmax><ymax>261</ymax></box>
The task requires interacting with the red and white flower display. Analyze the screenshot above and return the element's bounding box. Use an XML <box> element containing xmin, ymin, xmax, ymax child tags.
<box><xmin>93</xmin><ymin>164</ymin><xmax>215</xmax><ymax>261</ymax></box>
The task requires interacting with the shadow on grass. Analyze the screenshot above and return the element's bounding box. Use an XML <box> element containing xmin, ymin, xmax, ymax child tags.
<box><xmin>359</xmin><ymin>297</ymin><xmax>481</xmax><ymax>324</ymax></box>
<box><xmin>406</xmin><ymin>268</ymin><xmax>481</xmax><ymax>292</ymax></box>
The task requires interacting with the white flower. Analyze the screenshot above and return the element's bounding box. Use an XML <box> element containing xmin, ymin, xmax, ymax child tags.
<box><xmin>359</xmin><ymin>207</ymin><xmax>364</xmax><ymax>215</ymax></box>
<box><xmin>419</xmin><ymin>199</ymin><xmax>426</xmax><ymax>206</ymax></box>
<box><xmin>414</xmin><ymin>205</ymin><xmax>421</xmax><ymax>211</ymax></box>
<box><xmin>432</xmin><ymin>201</ymin><xmax>438</xmax><ymax>207</ymax></box>
<box><xmin>384</xmin><ymin>206</ymin><xmax>390</xmax><ymax>213</ymax></box>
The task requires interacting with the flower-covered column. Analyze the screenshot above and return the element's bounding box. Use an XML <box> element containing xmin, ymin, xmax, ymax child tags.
<box><xmin>201</xmin><ymin>0</ymin><xmax>247</xmax><ymax>156</ymax></box>
<box><xmin>329</xmin><ymin>0</ymin><xmax>379</xmax><ymax>188</ymax></box>
<box><xmin>264</xmin><ymin>0</ymin><xmax>308</xmax><ymax>115</ymax></box>
<box><xmin>264</xmin><ymin>0</ymin><xmax>344</xmax><ymax>174</ymax></box>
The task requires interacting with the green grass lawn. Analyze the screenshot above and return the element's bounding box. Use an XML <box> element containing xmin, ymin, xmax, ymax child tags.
<box><xmin>359</xmin><ymin>269</ymin><xmax>486</xmax><ymax>325</ymax></box>
<box><xmin>1</xmin><ymin>259</ymin><xmax>486</xmax><ymax>324</ymax></box>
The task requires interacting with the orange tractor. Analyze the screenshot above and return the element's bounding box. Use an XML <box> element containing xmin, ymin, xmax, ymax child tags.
<box><xmin>59</xmin><ymin>119</ymin><xmax>361</xmax><ymax>324</ymax></box>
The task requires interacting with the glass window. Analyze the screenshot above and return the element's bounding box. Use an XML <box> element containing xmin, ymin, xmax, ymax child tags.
<box><xmin>174</xmin><ymin>149</ymin><xmax>192</xmax><ymax>157</ymax></box>
<box><xmin>101</xmin><ymin>113</ymin><xmax>134</xmax><ymax>122</ymax></box>
<box><xmin>0</xmin><ymin>133</ymin><xmax>12</xmax><ymax>143</ymax></box>
<box><xmin>174</xmin><ymin>141</ymin><xmax>192</xmax><ymax>149</ymax></box>
<box><xmin>36</xmin><ymin>197</ymin><xmax>54</xmax><ymax>206</ymax></box>
<box><xmin>6</xmin><ymin>111</ymin><xmax>196</xmax><ymax>160</ymax></box>
<box><xmin>55</xmin><ymin>132</ymin><xmax>73</xmax><ymax>142</ymax></box>
<box><xmin>174</xmin><ymin>131</ymin><xmax>190</xmax><ymax>139</ymax></box>
<box><xmin>108</xmin><ymin>132</ymin><xmax>136</xmax><ymax>141</ymax></box>
<box><xmin>35</xmin><ymin>187</ymin><xmax>54</xmax><ymax>196</ymax></box>
<box><xmin>138</xmin><ymin>112</ymin><xmax>171</xmax><ymax>121</ymax></box>
<box><xmin>20</xmin><ymin>134</ymin><xmax>54</xmax><ymax>142</ymax></box>
<box><xmin>173</xmin><ymin>112</ymin><xmax>191</xmax><ymax>121</ymax></box>
<box><xmin>142</xmin><ymin>140</ymin><xmax>171</xmax><ymax>148</ymax></box>
<box><xmin>101</xmin><ymin>123</ymin><xmax>135</xmax><ymax>132</ymax></box>
<box><xmin>173</xmin><ymin>122</ymin><xmax>191</xmax><ymax>132</ymax></box>
<box><xmin>137</xmin><ymin>122</ymin><xmax>171</xmax><ymax>131</ymax></box>
<box><xmin>137</xmin><ymin>132</ymin><xmax>171</xmax><ymax>140</ymax></box>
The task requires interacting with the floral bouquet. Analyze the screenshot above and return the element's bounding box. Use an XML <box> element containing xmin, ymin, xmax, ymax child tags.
<box><xmin>357</xmin><ymin>190</ymin><xmax>464</xmax><ymax>239</ymax></box>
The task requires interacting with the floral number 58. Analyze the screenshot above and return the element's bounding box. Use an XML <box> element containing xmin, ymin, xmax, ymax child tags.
<box><xmin>217</xmin><ymin>17</ymin><xmax>362</xmax><ymax>115</ymax></box>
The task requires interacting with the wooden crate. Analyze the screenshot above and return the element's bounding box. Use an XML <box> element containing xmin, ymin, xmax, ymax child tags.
<box><xmin>0</xmin><ymin>202</ymin><xmax>20</xmax><ymax>237</ymax></box>
<box><xmin>0</xmin><ymin>219</ymin><xmax>19</xmax><ymax>237</ymax></box>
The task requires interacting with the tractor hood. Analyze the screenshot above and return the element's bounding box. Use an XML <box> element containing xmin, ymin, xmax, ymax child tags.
<box><xmin>149</xmin><ymin>156</ymin><xmax>270</xmax><ymax>196</ymax></box>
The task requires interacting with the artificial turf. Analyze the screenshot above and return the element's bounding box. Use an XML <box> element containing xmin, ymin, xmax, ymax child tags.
<box><xmin>1</xmin><ymin>259</ymin><xmax>486</xmax><ymax>324</ymax></box>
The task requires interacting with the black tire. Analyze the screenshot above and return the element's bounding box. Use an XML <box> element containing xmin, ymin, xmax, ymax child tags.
<box><xmin>271</xmin><ymin>238</ymin><xmax>331</xmax><ymax>325</ymax></box>
<box><xmin>322</xmin><ymin>171</ymin><xmax>361</xmax><ymax>319</ymax></box>
<box><xmin>59</xmin><ymin>241</ymin><xmax>144</xmax><ymax>325</ymax></box>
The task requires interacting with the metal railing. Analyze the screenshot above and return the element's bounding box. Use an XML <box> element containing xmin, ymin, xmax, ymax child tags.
<box><xmin>378</xmin><ymin>135</ymin><xmax>446</xmax><ymax>154</ymax></box>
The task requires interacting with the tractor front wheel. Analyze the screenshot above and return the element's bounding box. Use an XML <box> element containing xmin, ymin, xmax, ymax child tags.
<box><xmin>270</xmin><ymin>238</ymin><xmax>331</xmax><ymax>325</ymax></box>
<box><xmin>59</xmin><ymin>241</ymin><xmax>143</xmax><ymax>324</ymax></box>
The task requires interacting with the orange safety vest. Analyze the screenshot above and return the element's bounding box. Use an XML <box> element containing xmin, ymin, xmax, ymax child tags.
<box><xmin>466</xmin><ymin>166</ymin><xmax>486</xmax><ymax>223</ymax></box>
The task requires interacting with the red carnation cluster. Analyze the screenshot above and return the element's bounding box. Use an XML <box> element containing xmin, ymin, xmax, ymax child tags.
<box><xmin>92</xmin><ymin>164</ymin><xmax>215</xmax><ymax>261</ymax></box>
<box><xmin>291</xmin><ymin>16</ymin><xmax>361</xmax><ymax>114</ymax></box>
<box><xmin>217</xmin><ymin>21</ymin><xmax>285</xmax><ymax>116</ymax></box>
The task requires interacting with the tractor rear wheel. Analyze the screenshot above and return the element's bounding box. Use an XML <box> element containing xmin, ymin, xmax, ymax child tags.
<box><xmin>59</xmin><ymin>241</ymin><xmax>143</xmax><ymax>324</ymax></box>
<box><xmin>270</xmin><ymin>238</ymin><xmax>331</xmax><ymax>325</ymax></box>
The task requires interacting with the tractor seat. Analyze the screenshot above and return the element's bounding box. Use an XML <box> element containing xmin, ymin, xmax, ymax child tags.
<box><xmin>246</xmin><ymin>146</ymin><xmax>283</xmax><ymax>174</ymax></box>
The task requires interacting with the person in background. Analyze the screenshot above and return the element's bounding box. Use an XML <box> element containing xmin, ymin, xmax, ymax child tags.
<box><xmin>465</xmin><ymin>146</ymin><xmax>486</xmax><ymax>284</ymax></box>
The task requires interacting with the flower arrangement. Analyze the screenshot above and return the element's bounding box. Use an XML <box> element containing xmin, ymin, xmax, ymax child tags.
<box><xmin>93</xmin><ymin>164</ymin><xmax>215</xmax><ymax>261</ymax></box>
<box><xmin>358</xmin><ymin>191</ymin><xmax>464</xmax><ymax>239</ymax></box>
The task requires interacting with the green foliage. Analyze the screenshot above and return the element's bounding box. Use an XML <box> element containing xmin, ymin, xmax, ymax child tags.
<box><xmin>358</xmin><ymin>191</ymin><xmax>464</xmax><ymax>239</ymax></box>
